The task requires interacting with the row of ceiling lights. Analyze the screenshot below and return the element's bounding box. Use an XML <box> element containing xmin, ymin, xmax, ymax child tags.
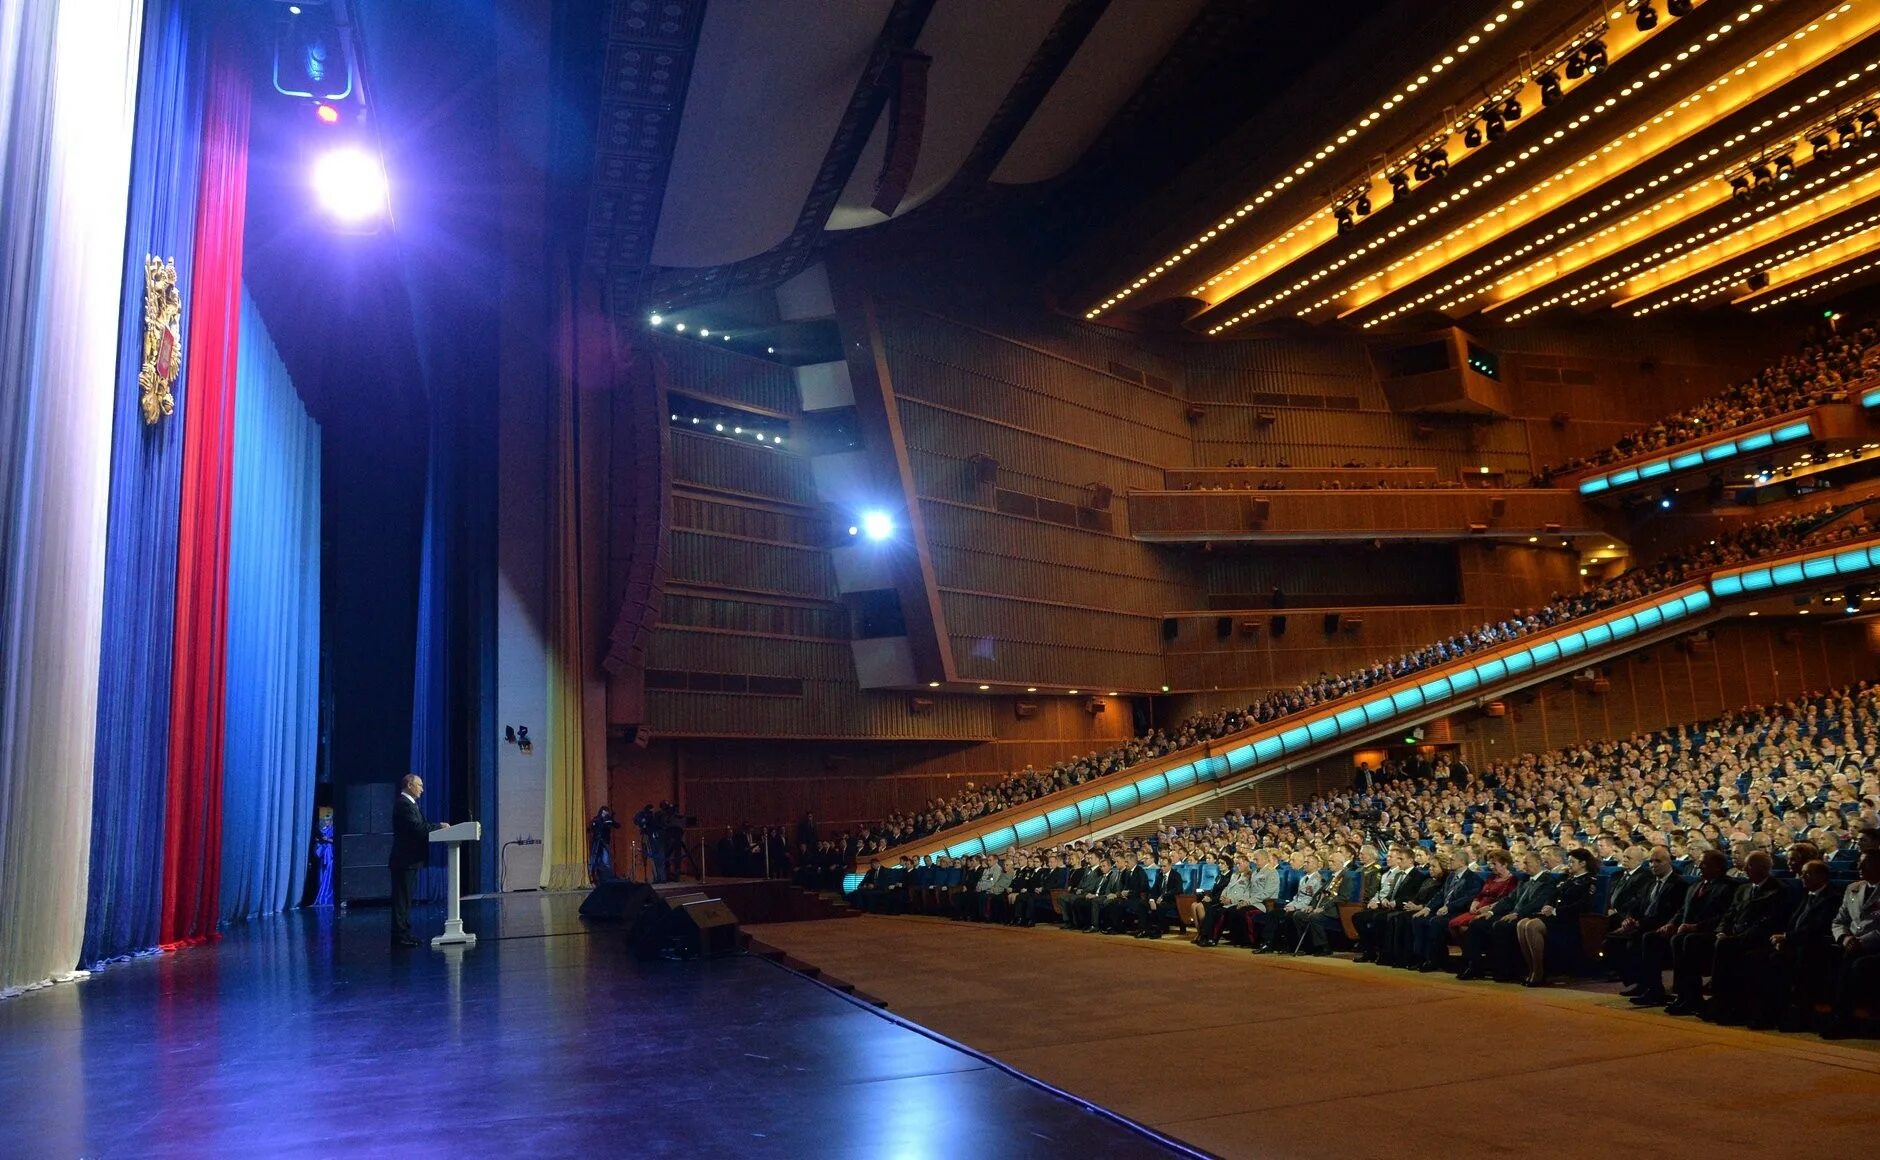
<box><xmin>1730</xmin><ymin>106</ymin><xmax>1880</xmax><ymax>199</ymax></box>
<box><xmin>1635</xmin><ymin>200</ymin><xmax>1880</xmax><ymax>313</ymax></box>
<box><xmin>1365</xmin><ymin>4</ymin><xmax>1868</xmax><ymax>327</ymax></box>
<box><xmin>1083</xmin><ymin>2</ymin><xmax>1541</xmax><ymax>320</ymax></box>
<box><xmin>1234</xmin><ymin>11</ymin><xmax>1637</xmax><ymax>324</ymax></box>
<box><xmin>1221</xmin><ymin>2</ymin><xmax>1771</xmax><ymax>334</ymax></box>
<box><xmin>1494</xmin><ymin>60</ymin><xmax>1880</xmax><ymax>318</ymax></box>
<box><xmin>1349</xmin><ymin>1</ymin><xmax>1828</xmax><ymax>327</ymax></box>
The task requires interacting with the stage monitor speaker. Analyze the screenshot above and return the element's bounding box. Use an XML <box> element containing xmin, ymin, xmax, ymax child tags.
<box><xmin>1270</xmin><ymin>614</ymin><xmax>1287</xmax><ymax>638</ymax></box>
<box><xmin>339</xmin><ymin>832</ymin><xmax>392</xmax><ymax>902</ymax></box>
<box><xmin>676</xmin><ymin>899</ymin><xmax>741</xmax><ymax>959</ymax></box>
<box><xmin>580</xmin><ymin>879</ymin><xmax>659</xmax><ymax>922</ymax></box>
<box><xmin>627</xmin><ymin>892</ymin><xmax>741</xmax><ymax>960</ymax></box>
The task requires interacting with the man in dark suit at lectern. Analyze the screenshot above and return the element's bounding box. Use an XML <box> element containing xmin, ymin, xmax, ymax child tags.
<box><xmin>391</xmin><ymin>774</ymin><xmax>446</xmax><ymax>947</ymax></box>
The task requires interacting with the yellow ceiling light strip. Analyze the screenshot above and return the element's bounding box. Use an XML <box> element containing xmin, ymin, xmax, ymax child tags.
<box><xmin>1501</xmin><ymin>141</ymin><xmax>1880</xmax><ymax>317</ymax></box>
<box><xmin>1333</xmin><ymin>2</ymin><xmax>1869</xmax><ymax>322</ymax></box>
<box><xmin>1228</xmin><ymin>1</ymin><xmax>1789</xmax><ymax>334</ymax></box>
<box><xmin>1480</xmin><ymin>181</ymin><xmax>1729</xmax><ymax>306</ymax></box>
<box><xmin>1737</xmin><ymin>219</ymin><xmax>1880</xmax><ymax>304</ymax></box>
<box><xmin>1196</xmin><ymin>7</ymin><xmax>1672</xmax><ymax>324</ymax></box>
<box><xmin>1612</xmin><ymin>156</ymin><xmax>1880</xmax><ymax>303</ymax></box>
<box><xmin>1636</xmin><ymin>199</ymin><xmax>1880</xmax><ymax>313</ymax></box>
<box><xmin>1376</xmin><ymin>120</ymin><xmax>1779</xmax><ymax>324</ymax></box>
<box><xmin>1081</xmin><ymin>1</ymin><xmax>1541</xmax><ymax>321</ymax></box>
<box><xmin>1460</xmin><ymin>64</ymin><xmax>1880</xmax><ymax>317</ymax></box>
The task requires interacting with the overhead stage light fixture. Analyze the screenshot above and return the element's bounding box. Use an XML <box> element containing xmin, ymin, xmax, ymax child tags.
<box><xmin>1565</xmin><ymin>51</ymin><xmax>1585</xmax><ymax>81</ymax></box>
<box><xmin>1773</xmin><ymin>154</ymin><xmax>1794</xmax><ymax>182</ymax></box>
<box><xmin>1583</xmin><ymin>40</ymin><xmax>1607</xmax><ymax>74</ymax></box>
<box><xmin>1668</xmin><ymin>0</ymin><xmax>1693</xmax><ymax>15</ymax></box>
<box><xmin>1635</xmin><ymin>3</ymin><xmax>1657</xmax><ymax>33</ymax></box>
<box><xmin>858</xmin><ymin>510</ymin><xmax>895</xmax><ymax>541</ymax></box>
<box><xmin>1389</xmin><ymin>171</ymin><xmax>1411</xmax><ymax>201</ymax></box>
<box><xmin>1501</xmin><ymin>96</ymin><xmax>1522</xmax><ymax>123</ymax></box>
<box><xmin>1730</xmin><ymin>175</ymin><xmax>1752</xmax><ymax>201</ymax></box>
<box><xmin>310</xmin><ymin>145</ymin><xmax>387</xmax><ymax>226</ymax></box>
<box><xmin>1354</xmin><ymin>193</ymin><xmax>1371</xmax><ymax>217</ymax></box>
<box><xmin>1335</xmin><ymin>207</ymin><xmax>1354</xmax><ymax>235</ymax></box>
<box><xmin>1465</xmin><ymin>121</ymin><xmax>1484</xmax><ymax>149</ymax></box>
<box><xmin>1539</xmin><ymin>70</ymin><xmax>1563</xmax><ymax>106</ymax></box>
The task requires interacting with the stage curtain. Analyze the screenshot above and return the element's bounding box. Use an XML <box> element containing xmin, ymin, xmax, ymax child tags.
<box><xmin>83</xmin><ymin>0</ymin><xmax>206</xmax><ymax>970</ymax></box>
<box><xmin>540</xmin><ymin>280</ymin><xmax>589</xmax><ymax>891</ymax></box>
<box><xmin>162</xmin><ymin>47</ymin><xmax>248</xmax><ymax>948</ymax></box>
<box><xmin>0</xmin><ymin>0</ymin><xmax>145</xmax><ymax>996</ymax></box>
<box><xmin>219</xmin><ymin>290</ymin><xmax>320</xmax><ymax>923</ymax></box>
<box><xmin>408</xmin><ymin>441</ymin><xmax>450</xmax><ymax>901</ymax></box>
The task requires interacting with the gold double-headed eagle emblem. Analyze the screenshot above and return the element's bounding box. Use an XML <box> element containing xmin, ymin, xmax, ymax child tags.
<box><xmin>139</xmin><ymin>255</ymin><xmax>182</xmax><ymax>425</ymax></box>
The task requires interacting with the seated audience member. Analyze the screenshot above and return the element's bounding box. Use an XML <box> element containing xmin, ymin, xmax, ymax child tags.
<box><xmin>1478</xmin><ymin>852</ymin><xmax>1556</xmax><ymax>981</ymax></box>
<box><xmin>1700</xmin><ymin>851</ymin><xmax>1793</xmax><ymax>1022</ymax></box>
<box><xmin>1636</xmin><ymin>850</ymin><xmax>1737</xmax><ymax>1010</ymax></box>
<box><xmin>976</xmin><ymin>857</ymin><xmax>1013</xmax><ymax>923</ymax></box>
<box><xmin>1243</xmin><ymin>850</ymin><xmax>1285</xmax><ymax>950</ymax></box>
<box><xmin>1058</xmin><ymin>855</ymin><xmax>1101</xmax><ymax>927</ymax></box>
<box><xmin>1752</xmin><ymin>858</ymin><xmax>1841</xmax><ymax>1031</ymax></box>
<box><xmin>1028</xmin><ymin>853</ymin><xmax>1072</xmax><ymax>926</ymax></box>
<box><xmin>1353</xmin><ymin>847</ymin><xmax>1412</xmax><ymax>962</ymax></box>
<box><xmin>1449</xmin><ymin>848</ymin><xmax>1518</xmax><ymax>964</ymax></box>
<box><xmin>1603</xmin><ymin>845</ymin><xmax>1653</xmax><ymax>950</ymax></box>
<box><xmin>1611</xmin><ymin>846</ymin><xmax>1687</xmax><ymax>995</ymax></box>
<box><xmin>1413</xmin><ymin>848</ymin><xmax>1482</xmax><ymax>971</ymax></box>
<box><xmin>1384</xmin><ymin>850</ymin><xmax>1442</xmax><ymax>968</ymax></box>
<box><xmin>1104</xmin><ymin>852</ymin><xmax>1155</xmax><ymax>934</ymax></box>
<box><xmin>1824</xmin><ymin>849</ymin><xmax>1880</xmax><ymax>1038</ymax></box>
<box><xmin>1515</xmin><ymin>847</ymin><xmax>1598</xmax><ymax>986</ymax></box>
<box><xmin>1087</xmin><ymin>857</ymin><xmax>1130</xmax><ymax>933</ymax></box>
<box><xmin>1187</xmin><ymin>857</ymin><xmax>1235</xmax><ymax>941</ymax></box>
<box><xmin>1272</xmin><ymin>852</ymin><xmax>1333</xmax><ymax>954</ymax></box>
<box><xmin>1197</xmin><ymin>857</ymin><xmax>1257</xmax><ymax>947</ymax></box>
<box><xmin>1134</xmin><ymin>857</ymin><xmax>1185</xmax><ymax>938</ymax></box>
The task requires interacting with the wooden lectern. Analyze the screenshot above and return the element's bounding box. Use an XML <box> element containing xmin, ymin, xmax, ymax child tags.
<box><xmin>428</xmin><ymin>821</ymin><xmax>482</xmax><ymax>948</ymax></box>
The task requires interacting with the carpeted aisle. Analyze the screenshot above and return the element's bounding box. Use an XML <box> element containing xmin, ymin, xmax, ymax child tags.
<box><xmin>748</xmin><ymin>915</ymin><xmax>1880</xmax><ymax>1160</ymax></box>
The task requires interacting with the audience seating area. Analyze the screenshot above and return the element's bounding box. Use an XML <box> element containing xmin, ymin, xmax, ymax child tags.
<box><xmin>837</xmin><ymin>502</ymin><xmax>1872</xmax><ymax>856</ymax></box>
<box><xmin>850</xmin><ymin>685</ymin><xmax>1880</xmax><ymax>1039</ymax></box>
<box><xmin>1541</xmin><ymin>319</ymin><xmax>1880</xmax><ymax>482</ymax></box>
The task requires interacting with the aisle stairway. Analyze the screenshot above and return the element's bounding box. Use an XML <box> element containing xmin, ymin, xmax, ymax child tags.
<box><xmin>904</xmin><ymin>533</ymin><xmax>1880</xmax><ymax>858</ymax></box>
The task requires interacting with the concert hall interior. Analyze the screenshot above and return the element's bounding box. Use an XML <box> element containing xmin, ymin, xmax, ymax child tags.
<box><xmin>9</xmin><ymin>0</ymin><xmax>1880</xmax><ymax>1155</ymax></box>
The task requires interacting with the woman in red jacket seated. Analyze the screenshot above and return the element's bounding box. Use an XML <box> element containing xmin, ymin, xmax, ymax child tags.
<box><xmin>1449</xmin><ymin>847</ymin><xmax>1517</xmax><ymax>949</ymax></box>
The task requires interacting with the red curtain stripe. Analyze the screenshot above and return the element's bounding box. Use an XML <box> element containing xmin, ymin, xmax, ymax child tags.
<box><xmin>161</xmin><ymin>51</ymin><xmax>249</xmax><ymax>948</ymax></box>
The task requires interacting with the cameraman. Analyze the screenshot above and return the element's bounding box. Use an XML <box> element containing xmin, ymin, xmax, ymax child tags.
<box><xmin>634</xmin><ymin>803</ymin><xmax>664</xmax><ymax>882</ymax></box>
<box><xmin>588</xmin><ymin>805</ymin><xmax>620</xmax><ymax>883</ymax></box>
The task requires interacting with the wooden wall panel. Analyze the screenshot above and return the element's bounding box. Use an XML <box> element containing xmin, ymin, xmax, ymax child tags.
<box><xmin>670</xmin><ymin>430</ymin><xmax>819</xmax><ymax>505</ymax></box>
<box><xmin>1457</xmin><ymin>543</ymin><xmax>1584</xmax><ymax>612</ymax></box>
<box><xmin>667</xmin><ymin>530</ymin><xmax>836</xmax><ymax>600</ymax></box>
<box><xmin>1128</xmin><ymin>488</ymin><xmax>1595</xmax><ymax>540</ymax></box>
<box><xmin>672</xmin><ymin>493</ymin><xmax>827</xmax><ymax>545</ymax></box>
<box><xmin>1201</xmin><ymin>544</ymin><xmax>1461</xmax><ymax>606</ymax></box>
<box><xmin>655</xmin><ymin>333</ymin><xmax>800</xmax><ymax>414</ymax></box>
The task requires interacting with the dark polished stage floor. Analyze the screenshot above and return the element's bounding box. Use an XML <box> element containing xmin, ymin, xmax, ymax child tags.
<box><xmin>0</xmin><ymin>895</ymin><xmax>1180</xmax><ymax>1158</ymax></box>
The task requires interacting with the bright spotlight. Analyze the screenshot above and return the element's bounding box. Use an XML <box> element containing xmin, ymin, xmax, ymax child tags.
<box><xmin>649</xmin><ymin>314</ymin><xmax>663</xmax><ymax>326</ymax></box>
<box><xmin>310</xmin><ymin>146</ymin><xmax>388</xmax><ymax>224</ymax></box>
<box><xmin>859</xmin><ymin>510</ymin><xmax>894</xmax><ymax>541</ymax></box>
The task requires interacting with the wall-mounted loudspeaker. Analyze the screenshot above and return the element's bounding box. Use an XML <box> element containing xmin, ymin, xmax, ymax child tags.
<box><xmin>1322</xmin><ymin>612</ymin><xmax>1340</xmax><ymax>634</ymax></box>
<box><xmin>1270</xmin><ymin>614</ymin><xmax>1287</xmax><ymax>638</ymax></box>
<box><xmin>1084</xmin><ymin>698</ymin><xmax>1107</xmax><ymax>715</ymax></box>
<box><xmin>970</xmin><ymin>453</ymin><xmax>999</xmax><ymax>484</ymax></box>
<box><xmin>1163</xmin><ymin>617</ymin><xmax>1180</xmax><ymax>641</ymax></box>
<box><xmin>1014</xmin><ymin>701</ymin><xmax>1038</xmax><ymax>719</ymax></box>
<box><xmin>907</xmin><ymin>697</ymin><xmax>934</xmax><ymax>715</ymax></box>
<box><xmin>1489</xmin><ymin>497</ymin><xmax>1506</xmax><ymax>519</ymax></box>
<box><xmin>1216</xmin><ymin>616</ymin><xmax>1233</xmax><ymax>639</ymax></box>
<box><xmin>1087</xmin><ymin>483</ymin><xmax>1113</xmax><ymax>511</ymax></box>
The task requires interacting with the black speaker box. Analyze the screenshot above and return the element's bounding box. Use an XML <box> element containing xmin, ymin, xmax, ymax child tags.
<box><xmin>1323</xmin><ymin>612</ymin><xmax>1340</xmax><ymax>634</ymax></box>
<box><xmin>1270</xmin><ymin>614</ymin><xmax>1288</xmax><ymax>638</ymax></box>
<box><xmin>675</xmin><ymin>899</ymin><xmax>741</xmax><ymax>959</ymax></box>
<box><xmin>1162</xmin><ymin>617</ymin><xmax>1180</xmax><ymax>641</ymax></box>
<box><xmin>339</xmin><ymin>833</ymin><xmax>392</xmax><ymax>902</ymax></box>
<box><xmin>1216</xmin><ymin>616</ymin><xmax>1232</xmax><ymax>639</ymax></box>
<box><xmin>580</xmin><ymin>879</ymin><xmax>659</xmax><ymax>922</ymax></box>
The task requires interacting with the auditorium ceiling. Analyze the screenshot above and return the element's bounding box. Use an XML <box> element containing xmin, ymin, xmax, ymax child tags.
<box><xmin>580</xmin><ymin>0</ymin><xmax>1880</xmax><ymax>332</ymax></box>
<box><xmin>1070</xmin><ymin>0</ymin><xmax>1880</xmax><ymax>334</ymax></box>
